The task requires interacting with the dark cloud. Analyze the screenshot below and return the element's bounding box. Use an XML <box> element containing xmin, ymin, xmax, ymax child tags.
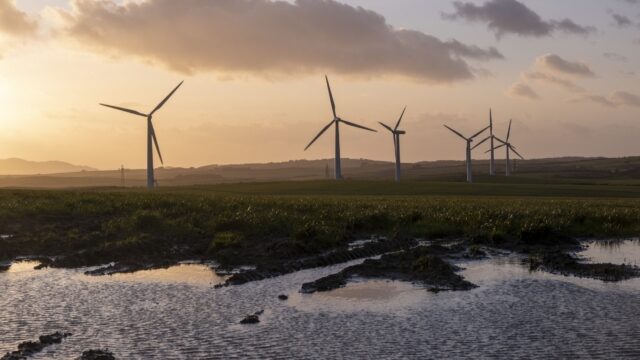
<box><xmin>57</xmin><ymin>0</ymin><xmax>503</xmax><ymax>82</ymax></box>
<box><xmin>611</xmin><ymin>13</ymin><xmax>633</xmax><ymax>27</ymax></box>
<box><xmin>536</xmin><ymin>54</ymin><xmax>595</xmax><ymax>77</ymax></box>
<box><xmin>508</xmin><ymin>82</ymin><xmax>540</xmax><ymax>100</ymax></box>
<box><xmin>443</xmin><ymin>0</ymin><xmax>595</xmax><ymax>39</ymax></box>
<box><xmin>0</xmin><ymin>0</ymin><xmax>37</xmax><ymax>37</ymax></box>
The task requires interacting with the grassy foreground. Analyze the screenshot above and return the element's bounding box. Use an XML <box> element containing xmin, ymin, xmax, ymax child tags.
<box><xmin>1</xmin><ymin>180</ymin><xmax>640</xmax><ymax>268</ymax></box>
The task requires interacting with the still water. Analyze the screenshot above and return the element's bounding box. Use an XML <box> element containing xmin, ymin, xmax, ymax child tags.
<box><xmin>1</xmin><ymin>241</ymin><xmax>640</xmax><ymax>359</ymax></box>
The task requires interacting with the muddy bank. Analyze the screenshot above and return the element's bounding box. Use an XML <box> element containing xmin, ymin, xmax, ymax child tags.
<box><xmin>1</xmin><ymin>332</ymin><xmax>71</xmax><ymax>360</ymax></box>
<box><xmin>530</xmin><ymin>252</ymin><xmax>640</xmax><ymax>282</ymax></box>
<box><xmin>301</xmin><ymin>246</ymin><xmax>477</xmax><ymax>294</ymax></box>
<box><xmin>217</xmin><ymin>237</ymin><xmax>417</xmax><ymax>287</ymax></box>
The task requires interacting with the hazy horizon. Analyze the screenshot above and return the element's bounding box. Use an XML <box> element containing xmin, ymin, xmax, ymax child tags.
<box><xmin>1</xmin><ymin>0</ymin><xmax>639</xmax><ymax>169</ymax></box>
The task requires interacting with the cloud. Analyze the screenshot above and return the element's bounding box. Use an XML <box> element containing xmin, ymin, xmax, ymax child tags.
<box><xmin>610</xmin><ymin>91</ymin><xmax>640</xmax><ymax>107</ymax></box>
<box><xmin>535</xmin><ymin>54</ymin><xmax>595</xmax><ymax>77</ymax></box>
<box><xmin>0</xmin><ymin>0</ymin><xmax>38</xmax><ymax>37</ymax></box>
<box><xmin>443</xmin><ymin>0</ymin><xmax>595</xmax><ymax>39</ymax></box>
<box><xmin>56</xmin><ymin>0</ymin><xmax>503</xmax><ymax>82</ymax></box>
<box><xmin>572</xmin><ymin>91</ymin><xmax>640</xmax><ymax>108</ymax></box>
<box><xmin>506</xmin><ymin>54</ymin><xmax>593</xmax><ymax>98</ymax></box>
<box><xmin>603</xmin><ymin>52</ymin><xmax>628</xmax><ymax>62</ymax></box>
<box><xmin>611</xmin><ymin>13</ymin><xmax>633</xmax><ymax>27</ymax></box>
<box><xmin>508</xmin><ymin>82</ymin><xmax>540</xmax><ymax>100</ymax></box>
<box><xmin>524</xmin><ymin>71</ymin><xmax>584</xmax><ymax>93</ymax></box>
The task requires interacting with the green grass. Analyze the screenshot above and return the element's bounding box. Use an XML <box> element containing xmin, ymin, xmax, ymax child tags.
<box><xmin>1</xmin><ymin>180</ymin><xmax>639</xmax><ymax>266</ymax></box>
<box><xmin>162</xmin><ymin>179</ymin><xmax>640</xmax><ymax>198</ymax></box>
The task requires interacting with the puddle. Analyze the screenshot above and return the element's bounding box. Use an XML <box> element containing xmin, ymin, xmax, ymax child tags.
<box><xmin>1</xmin><ymin>240</ymin><xmax>640</xmax><ymax>358</ymax></box>
<box><xmin>94</xmin><ymin>264</ymin><xmax>227</xmax><ymax>285</ymax></box>
<box><xmin>5</xmin><ymin>261</ymin><xmax>40</xmax><ymax>274</ymax></box>
<box><xmin>580</xmin><ymin>239</ymin><xmax>640</xmax><ymax>266</ymax></box>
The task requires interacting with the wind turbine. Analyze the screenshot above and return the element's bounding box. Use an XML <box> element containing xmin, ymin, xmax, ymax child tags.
<box><xmin>444</xmin><ymin>124</ymin><xmax>490</xmax><ymax>183</ymax></box>
<box><xmin>379</xmin><ymin>107</ymin><xmax>407</xmax><ymax>182</ymax></box>
<box><xmin>491</xmin><ymin>119</ymin><xmax>525</xmax><ymax>176</ymax></box>
<box><xmin>304</xmin><ymin>76</ymin><xmax>377</xmax><ymax>180</ymax></box>
<box><xmin>100</xmin><ymin>81</ymin><xmax>183</xmax><ymax>189</ymax></box>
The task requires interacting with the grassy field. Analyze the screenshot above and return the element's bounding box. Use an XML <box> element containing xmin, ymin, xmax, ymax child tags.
<box><xmin>1</xmin><ymin>179</ymin><xmax>639</xmax><ymax>269</ymax></box>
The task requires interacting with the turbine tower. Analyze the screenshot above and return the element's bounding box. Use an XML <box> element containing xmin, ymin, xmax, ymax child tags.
<box><xmin>379</xmin><ymin>107</ymin><xmax>407</xmax><ymax>182</ymax></box>
<box><xmin>305</xmin><ymin>76</ymin><xmax>377</xmax><ymax>180</ymax></box>
<box><xmin>100</xmin><ymin>81</ymin><xmax>183</xmax><ymax>189</ymax></box>
<box><xmin>444</xmin><ymin>124</ymin><xmax>490</xmax><ymax>183</ymax></box>
<box><xmin>489</xmin><ymin>109</ymin><xmax>496</xmax><ymax>176</ymax></box>
<box><xmin>492</xmin><ymin>119</ymin><xmax>525</xmax><ymax>176</ymax></box>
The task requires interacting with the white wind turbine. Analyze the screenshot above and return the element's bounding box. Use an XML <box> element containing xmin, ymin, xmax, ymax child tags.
<box><xmin>379</xmin><ymin>107</ymin><xmax>407</xmax><ymax>182</ymax></box>
<box><xmin>444</xmin><ymin>124</ymin><xmax>490</xmax><ymax>183</ymax></box>
<box><xmin>304</xmin><ymin>76</ymin><xmax>377</xmax><ymax>180</ymax></box>
<box><xmin>491</xmin><ymin>119</ymin><xmax>525</xmax><ymax>176</ymax></box>
<box><xmin>100</xmin><ymin>81</ymin><xmax>183</xmax><ymax>189</ymax></box>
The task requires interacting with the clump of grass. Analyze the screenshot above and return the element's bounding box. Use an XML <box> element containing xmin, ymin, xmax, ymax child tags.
<box><xmin>207</xmin><ymin>232</ymin><xmax>243</xmax><ymax>255</ymax></box>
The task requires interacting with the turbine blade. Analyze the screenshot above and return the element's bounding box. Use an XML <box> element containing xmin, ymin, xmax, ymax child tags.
<box><xmin>150</xmin><ymin>81</ymin><xmax>184</xmax><ymax>116</ymax></box>
<box><xmin>150</xmin><ymin>120</ymin><xmax>164</xmax><ymax>165</ymax></box>
<box><xmin>379</xmin><ymin>122</ymin><xmax>394</xmax><ymax>133</ymax></box>
<box><xmin>471</xmin><ymin>136</ymin><xmax>490</xmax><ymax>150</ymax></box>
<box><xmin>325</xmin><ymin>75</ymin><xmax>337</xmax><ymax>119</ymax></box>
<box><xmin>100</xmin><ymin>103</ymin><xmax>147</xmax><ymax>117</ymax></box>
<box><xmin>470</xmin><ymin>125</ymin><xmax>490</xmax><ymax>140</ymax></box>
<box><xmin>507</xmin><ymin>119</ymin><xmax>512</xmax><ymax>141</ymax></box>
<box><xmin>394</xmin><ymin>106</ymin><xmax>407</xmax><ymax>131</ymax></box>
<box><xmin>443</xmin><ymin>125</ymin><xmax>468</xmax><ymax>141</ymax></box>
<box><xmin>304</xmin><ymin>120</ymin><xmax>335</xmax><ymax>151</ymax></box>
<box><xmin>510</xmin><ymin>146</ymin><xmax>525</xmax><ymax>160</ymax></box>
<box><xmin>489</xmin><ymin>108</ymin><xmax>493</xmax><ymax>135</ymax></box>
<box><xmin>493</xmin><ymin>136</ymin><xmax>507</xmax><ymax>145</ymax></box>
<box><xmin>486</xmin><ymin>144</ymin><xmax>506</xmax><ymax>153</ymax></box>
<box><xmin>340</xmin><ymin>119</ymin><xmax>377</xmax><ymax>132</ymax></box>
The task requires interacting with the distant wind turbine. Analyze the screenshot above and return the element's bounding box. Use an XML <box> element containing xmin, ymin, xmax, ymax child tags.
<box><xmin>491</xmin><ymin>119</ymin><xmax>525</xmax><ymax>176</ymax></box>
<box><xmin>379</xmin><ymin>107</ymin><xmax>407</xmax><ymax>182</ymax></box>
<box><xmin>304</xmin><ymin>76</ymin><xmax>377</xmax><ymax>180</ymax></box>
<box><xmin>100</xmin><ymin>81</ymin><xmax>183</xmax><ymax>189</ymax></box>
<box><xmin>444</xmin><ymin>124</ymin><xmax>490</xmax><ymax>183</ymax></box>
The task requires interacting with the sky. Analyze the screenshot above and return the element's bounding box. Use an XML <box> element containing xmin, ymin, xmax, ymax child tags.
<box><xmin>0</xmin><ymin>0</ymin><xmax>639</xmax><ymax>169</ymax></box>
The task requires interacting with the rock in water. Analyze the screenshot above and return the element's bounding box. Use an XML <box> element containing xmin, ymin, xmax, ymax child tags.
<box><xmin>240</xmin><ymin>314</ymin><xmax>260</xmax><ymax>324</ymax></box>
<box><xmin>77</xmin><ymin>349</ymin><xmax>116</xmax><ymax>360</ymax></box>
<box><xmin>0</xmin><ymin>262</ymin><xmax>10</xmax><ymax>272</ymax></box>
<box><xmin>1</xmin><ymin>332</ymin><xmax>72</xmax><ymax>360</ymax></box>
<box><xmin>278</xmin><ymin>294</ymin><xmax>288</xmax><ymax>300</ymax></box>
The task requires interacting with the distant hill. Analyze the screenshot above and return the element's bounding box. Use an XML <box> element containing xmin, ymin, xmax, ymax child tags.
<box><xmin>0</xmin><ymin>156</ymin><xmax>640</xmax><ymax>188</ymax></box>
<box><xmin>0</xmin><ymin>158</ymin><xmax>97</xmax><ymax>175</ymax></box>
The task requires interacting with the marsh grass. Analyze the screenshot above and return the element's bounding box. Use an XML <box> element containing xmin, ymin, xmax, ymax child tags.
<box><xmin>0</xmin><ymin>182</ymin><xmax>639</xmax><ymax>267</ymax></box>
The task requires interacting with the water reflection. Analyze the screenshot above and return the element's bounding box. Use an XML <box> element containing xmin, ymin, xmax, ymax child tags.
<box><xmin>1</xmin><ymin>241</ymin><xmax>640</xmax><ymax>359</ymax></box>
<box><xmin>581</xmin><ymin>239</ymin><xmax>640</xmax><ymax>266</ymax></box>
<box><xmin>95</xmin><ymin>264</ymin><xmax>226</xmax><ymax>286</ymax></box>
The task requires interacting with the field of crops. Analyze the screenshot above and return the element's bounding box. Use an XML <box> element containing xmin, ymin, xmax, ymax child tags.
<box><xmin>1</xmin><ymin>180</ymin><xmax>640</xmax><ymax>267</ymax></box>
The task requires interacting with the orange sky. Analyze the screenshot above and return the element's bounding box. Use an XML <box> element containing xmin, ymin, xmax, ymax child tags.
<box><xmin>0</xmin><ymin>0</ymin><xmax>638</xmax><ymax>169</ymax></box>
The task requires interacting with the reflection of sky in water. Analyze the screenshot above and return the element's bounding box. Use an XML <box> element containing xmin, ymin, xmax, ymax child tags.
<box><xmin>92</xmin><ymin>264</ymin><xmax>226</xmax><ymax>286</ymax></box>
<box><xmin>581</xmin><ymin>239</ymin><xmax>640</xmax><ymax>267</ymax></box>
<box><xmin>1</xmin><ymin>241</ymin><xmax>640</xmax><ymax>359</ymax></box>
